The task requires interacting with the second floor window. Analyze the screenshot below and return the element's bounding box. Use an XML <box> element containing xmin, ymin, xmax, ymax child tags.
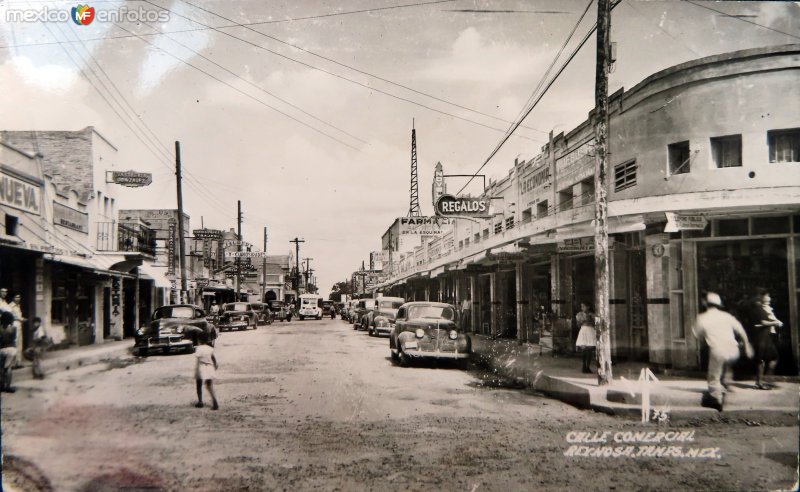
<box><xmin>768</xmin><ymin>128</ymin><xmax>800</xmax><ymax>163</ymax></box>
<box><xmin>668</xmin><ymin>140</ymin><xmax>691</xmax><ymax>174</ymax></box>
<box><xmin>614</xmin><ymin>160</ymin><xmax>637</xmax><ymax>192</ymax></box>
<box><xmin>711</xmin><ymin>134</ymin><xmax>742</xmax><ymax>168</ymax></box>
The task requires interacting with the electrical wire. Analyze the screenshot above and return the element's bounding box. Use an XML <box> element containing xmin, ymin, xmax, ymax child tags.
<box><xmin>685</xmin><ymin>1</ymin><xmax>800</xmax><ymax>41</ymax></box>
<box><xmin>177</xmin><ymin>0</ymin><xmax>548</xmax><ymax>136</ymax></box>
<box><xmin>140</xmin><ymin>0</ymin><xmax>543</xmax><ymax>143</ymax></box>
<box><xmin>456</xmin><ymin>0</ymin><xmax>622</xmax><ymax>195</ymax></box>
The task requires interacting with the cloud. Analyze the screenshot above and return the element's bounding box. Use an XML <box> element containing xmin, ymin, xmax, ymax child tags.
<box><xmin>6</xmin><ymin>54</ymin><xmax>78</xmax><ymax>93</ymax></box>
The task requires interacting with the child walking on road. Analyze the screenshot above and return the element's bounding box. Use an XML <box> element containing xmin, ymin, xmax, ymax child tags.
<box><xmin>194</xmin><ymin>333</ymin><xmax>219</xmax><ymax>410</ymax></box>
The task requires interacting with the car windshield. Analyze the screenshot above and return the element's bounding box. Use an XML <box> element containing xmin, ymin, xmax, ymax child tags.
<box><xmin>407</xmin><ymin>305</ymin><xmax>454</xmax><ymax>320</ymax></box>
<box><xmin>154</xmin><ymin>306</ymin><xmax>194</xmax><ymax>319</ymax></box>
<box><xmin>225</xmin><ymin>303</ymin><xmax>250</xmax><ymax>311</ymax></box>
<box><xmin>270</xmin><ymin>301</ymin><xmax>285</xmax><ymax>308</ymax></box>
<box><xmin>379</xmin><ymin>301</ymin><xmax>403</xmax><ymax>309</ymax></box>
<box><xmin>302</xmin><ymin>298</ymin><xmax>317</xmax><ymax>305</ymax></box>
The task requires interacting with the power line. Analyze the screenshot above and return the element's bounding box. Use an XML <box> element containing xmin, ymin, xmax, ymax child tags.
<box><xmin>685</xmin><ymin>1</ymin><xmax>800</xmax><ymax>41</ymax></box>
<box><xmin>242</xmin><ymin>0</ymin><xmax>458</xmax><ymax>25</ymax></box>
<box><xmin>141</xmin><ymin>0</ymin><xmax>543</xmax><ymax>143</ymax></box>
<box><xmin>110</xmin><ymin>22</ymin><xmax>361</xmax><ymax>151</ymax></box>
<box><xmin>135</xmin><ymin>19</ymin><xmax>367</xmax><ymax>145</ymax></box>
<box><xmin>456</xmin><ymin>0</ymin><xmax>622</xmax><ymax>195</ymax></box>
<box><xmin>177</xmin><ymin>0</ymin><xmax>548</xmax><ymax>136</ymax></box>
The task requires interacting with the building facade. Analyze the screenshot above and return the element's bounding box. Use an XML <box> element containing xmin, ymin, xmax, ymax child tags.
<box><xmin>375</xmin><ymin>45</ymin><xmax>800</xmax><ymax>375</ymax></box>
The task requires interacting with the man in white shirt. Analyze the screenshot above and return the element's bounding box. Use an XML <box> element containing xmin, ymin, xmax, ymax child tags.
<box><xmin>693</xmin><ymin>292</ymin><xmax>753</xmax><ymax>410</ymax></box>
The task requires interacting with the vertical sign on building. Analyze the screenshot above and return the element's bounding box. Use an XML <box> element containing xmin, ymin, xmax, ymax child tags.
<box><xmin>167</xmin><ymin>219</ymin><xmax>176</xmax><ymax>276</ymax></box>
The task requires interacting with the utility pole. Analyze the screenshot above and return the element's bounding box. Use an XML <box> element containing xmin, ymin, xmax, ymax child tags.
<box><xmin>290</xmin><ymin>238</ymin><xmax>304</xmax><ymax>293</ymax></box>
<box><xmin>593</xmin><ymin>0</ymin><xmax>613</xmax><ymax>385</ymax></box>
<box><xmin>261</xmin><ymin>226</ymin><xmax>268</xmax><ymax>301</ymax></box>
<box><xmin>303</xmin><ymin>258</ymin><xmax>313</xmax><ymax>293</ymax></box>
<box><xmin>175</xmin><ymin>141</ymin><xmax>188</xmax><ymax>302</ymax></box>
<box><xmin>236</xmin><ymin>200</ymin><xmax>242</xmax><ymax>301</ymax></box>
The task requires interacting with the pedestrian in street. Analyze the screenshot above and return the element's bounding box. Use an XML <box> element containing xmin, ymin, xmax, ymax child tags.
<box><xmin>194</xmin><ymin>332</ymin><xmax>219</xmax><ymax>410</ymax></box>
<box><xmin>460</xmin><ymin>295</ymin><xmax>471</xmax><ymax>330</ymax></box>
<box><xmin>693</xmin><ymin>292</ymin><xmax>753</xmax><ymax>411</ymax></box>
<box><xmin>575</xmin><ymin>302</ymin><xmax>596</xmax><ymax>374</ymax></box>
<box><xmin>0</xmin><ymin>311</ymin><xmax>18</xmax><ymax>393</ymax></box>
<box><xmin>27</xmin><ymin>317</ymin><xmax>50</xmax><ymax>379</ymax></box>
<box><xmin>8</xmin><ymin>293</ymin><xmax>25</xmax><ymax>368</ymax></box>
<box><xmin>747</xmin><ymin>288</ymin><xmax>783</xmax><ymax>390</ymax></box>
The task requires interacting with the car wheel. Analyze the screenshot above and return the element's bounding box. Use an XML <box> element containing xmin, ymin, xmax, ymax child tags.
<box><xmin>138</xmin><ymin>348</ymin><xmax>149</xmax><ymax>357</ymax></box>
<box><xmin>184</xmin><ymin>345</ymin><xmax>195</xmax><ymax>354</ymax></box>
<box><xmin>398</xmin><ymin>347</ymin><xmax>411</xmax><ymax>367</ymax></box>
<box><xmin>390</xmin><ymin>348</ymin><xmax>399</xmax><ymax>362</ymax></box>
<box><xmin>317</xmin><ymin>315</ymin><xmax>321</xmax><ymax>320</ymax></box>
<box><xmin>456</xmin><ymin>359</ymin><xmax>469</xmax><ymax>370</ymax></box>
<box><xmin>299</xmin><ymin>315</ymin><xmax>305</xmax><ymax>320</ymax></box>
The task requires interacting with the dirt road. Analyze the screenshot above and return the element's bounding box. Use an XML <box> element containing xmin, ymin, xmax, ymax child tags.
<box><xmin>2</xmin><ymin>318</ymin><xmax>797</xmax><ymax>491</ymax></box>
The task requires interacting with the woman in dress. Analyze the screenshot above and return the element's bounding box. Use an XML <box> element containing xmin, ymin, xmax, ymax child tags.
<box><xmin>575</xmin><ymin>302</ymin><xmax>596</xmax><ymax>374</ymax></box>
<box><xmin>749</xmin><ymin>288</ymin><xmax>783</xmax><ymax>390</ymax></box>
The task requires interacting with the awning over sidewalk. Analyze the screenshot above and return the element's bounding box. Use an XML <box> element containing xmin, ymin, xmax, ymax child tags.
<box><xmin>138</xmin><ymin>262</ymin><xmax>172</xmax><ymax>288</ymax></box>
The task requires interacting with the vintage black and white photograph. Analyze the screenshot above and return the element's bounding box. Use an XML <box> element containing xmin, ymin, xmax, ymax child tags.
<box><xmin>0</xmin><ymin>0</ymin><xmax>798</xmax><ymax>490</ymax></box>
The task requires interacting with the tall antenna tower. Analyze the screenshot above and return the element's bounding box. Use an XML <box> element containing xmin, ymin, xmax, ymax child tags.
<box><xmin>408</xmin><ymin>119</ymin><xmax>421</xmax><ymax>217</ymax></box>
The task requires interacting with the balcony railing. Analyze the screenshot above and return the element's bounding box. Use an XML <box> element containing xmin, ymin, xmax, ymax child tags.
<box><xmin>96</xmin><ymin>221</ymin><xmax>156</xmax><ymax>256</ymax></box>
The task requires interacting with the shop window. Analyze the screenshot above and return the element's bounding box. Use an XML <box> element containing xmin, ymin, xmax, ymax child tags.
<box><xmin>614</xmin><ymin>159</ymin><xmax>637</xmax><ymax>192</ymax></box>
<box><xmin>768</xmin><ymin>128</ymin><xmax>800</xmax><ymax>163</ymax></box>
<box><xmin>537</xmin><ymin>200</ymin><xmax>549</xmax><ymax>218</ymax></box>
<box><xmin>494</xmin><ymin>222</ymin><xmax>503</xmax><ymax>234</ymax></box>
<box><xmin>558</xmin><ymin>187</ymin><xmax>573</xmax><ymax>211</ymax></box>
<box><xmin>668</xmin><ymin>140</ymin><xmax>691</xmax><ymax>175</ymax></box>
<box><xmin>5</xmin><ymin>214</ymin><xmax>18</xmax><ymax>236</ymax></box>
<box><xmin>717</xmin><ymin>218</ymin><xmax>748</xmax><ymax>236</ymax></box>
<box><xmin>711</xmin><ymin>134</ymin><xmax>742</xmax><ymax>168</ymax></box>
<box><xmin>752</xmin><ymin>216</ymin><xmax>789</xmax><ymax>235</ymax></box>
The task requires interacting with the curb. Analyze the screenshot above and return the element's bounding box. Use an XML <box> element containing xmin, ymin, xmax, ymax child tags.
<box><xmin>13</xmin><ymin>343</ymin><xmax>136</xmax><ymax>383</ymax></box>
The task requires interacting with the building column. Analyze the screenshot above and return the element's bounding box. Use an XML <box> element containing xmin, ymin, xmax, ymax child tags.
<box><xmin>469</xmin><ymin>274</ymin><xmax>477</xmax><ymax>332</ymax></box>
<box><xmin>516</xmin><ymin>261</ymin><xmax>524</xmax><ymax>344</ymax></box>
<box><xmin>490</xmin><ymin>272</ymin><xmax>498</xmax><ymax>337</ymax></box>
<box><xmin>645</xmin><ymin>233</ymin><xmax>670</xmax><ymax>366</ymax></box>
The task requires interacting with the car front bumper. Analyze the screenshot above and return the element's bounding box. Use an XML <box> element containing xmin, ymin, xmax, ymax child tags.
<box><xmin>219</xmin><ymin>321</ymin><xmax>248</xmax><ymax>330</ymax></box>
<box><xmin>136</xmin><ymin>336</ymin><xmax>193</xmax><ymax>352</ymax></box>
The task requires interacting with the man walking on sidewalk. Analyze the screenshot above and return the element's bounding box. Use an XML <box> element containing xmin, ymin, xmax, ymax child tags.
<box><xmin>693</xmin><ymin>292</ymin><xmax>753</xmax><ymax>411</ymax></box>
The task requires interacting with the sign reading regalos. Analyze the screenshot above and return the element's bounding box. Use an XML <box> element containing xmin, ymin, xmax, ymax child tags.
<box><xmin>434</xmin><ymin>194</ymin><xmax>490</xmax><ymax>218</ymax></box>
<box><xmin>108</xmin><ymin>170</ymin><xmax>153</xmax><ymax>187</ymax></box>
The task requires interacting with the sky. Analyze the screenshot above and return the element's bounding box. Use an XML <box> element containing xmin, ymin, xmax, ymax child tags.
<box><xmin>1</xmin><ymin>0</ymin><xmax>798</xmax><ymax>296</ymax></box>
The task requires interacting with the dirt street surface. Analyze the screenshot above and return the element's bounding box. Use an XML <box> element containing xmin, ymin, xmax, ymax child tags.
<box><xmin>2</xmin><ymin>318</ymin><xmax>798</xmax><ymax>491</ymax></box>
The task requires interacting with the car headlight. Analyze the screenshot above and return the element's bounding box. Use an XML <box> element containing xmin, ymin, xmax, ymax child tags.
<box><xmin>449</xmin><ymin>330</ymin><xmax>458</xmax><ymax>340</ymax></box>
<box><xmin>176</xmin><ymin>325</ymin><xmax>185</xmax><ymax>334</ymax></box>
<box><xmin>415</xmin><ymin>328</ymin><xmax>425</xmax><ymax>339</ymax></box>
<box><xmin>375</xmin><ymin>316</ymin><xmax>388</xmax><ymax>327</ymax></box>
<box><xmin>136</xmin><ymin>327</ymin><xmax>145</xmax><ymax>336</ymax></box>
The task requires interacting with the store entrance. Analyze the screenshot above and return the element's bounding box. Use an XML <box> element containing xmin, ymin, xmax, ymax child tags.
<box><xmin>697</xmin><ymin>238</ymin><xmax>796</xmax><ymax>375</ymax></box>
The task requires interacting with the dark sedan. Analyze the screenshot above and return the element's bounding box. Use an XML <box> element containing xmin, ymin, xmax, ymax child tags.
<box><xmin>135</xmin><ymin>304</ymin><xmax>217</xmax><ymax>356</ymax></box>
<box><xmin>218</xmin><ymin>302</ymin><xmax>258</xmax><ymax>331</ymax></box>
<box><xmin>389</xmin><ymin>302</ymin><xmax>471</xmax><ymax>368</ymax></box>
<box><xmin>250</xmin><ymin>302</ymin><xmax>273</xmax><ymax>326</ymax></box>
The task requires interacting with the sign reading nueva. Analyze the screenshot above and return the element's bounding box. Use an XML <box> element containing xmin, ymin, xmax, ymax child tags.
<box><xmin>434</xmin><ymin>194</ymin><xmax>491</xmax><ymax>218</ymax></box>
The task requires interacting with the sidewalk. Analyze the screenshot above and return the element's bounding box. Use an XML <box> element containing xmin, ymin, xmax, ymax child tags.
<box><xmin>12</xmin><ymin>339</ymin><xmax>135</xmax><ymax>383</ymax></box>
<box><xmin>471</xmin><ymin>334</ymin><xmax>799</xmax><ymax>419</ymax></box>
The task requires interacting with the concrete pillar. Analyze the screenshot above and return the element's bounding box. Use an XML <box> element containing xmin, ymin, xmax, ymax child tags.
<box><xmin>469</xmin><ymin>274</ymin><xmax>477</xmax><ymax>332</ymax></box>
<box><xmin>93</xmin><ymin>283</ymin><xmax>103</xmax><ymax>345</ymax></box>
<box><xmin>490</xmin><ymin>272</ymin><xmax>498</xmax><ymax>337</ymax></box>
<box><xmin>645</xmin><ymin>233</ymin><xmax>670</xmax><ymax>365</ymax></box>
<box><xmin>515</xmin><ymin>261</ymin><xmax>524</xmax><ymax>344</ymax></box>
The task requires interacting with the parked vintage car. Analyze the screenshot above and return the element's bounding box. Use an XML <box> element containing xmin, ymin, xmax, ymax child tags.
<box><xmin>365</xmin><ymin>297</ymin><xmax>405</xmax><ymax>337</ymax></box>
<box><xmin>352</xmin><ymin>298</ymin><xmax>376</xmax><ymax>330</ymax></box>
<box><xmin>135</xmin><ymin>304</ymin><xmax>217</xmax><ymax>356</ymax></box>
<box><xmin>389</xmin><ymin>302</ymin><xmax>471</xmax><ymax>368</ymax></box>
<box><xmin>322</xmin><ymin>300</ymin><xmax>336</xmax><ymax>319</ymax></box>
<box><xmin>250</xmin><ymin>302</ymin><xmax>273</xmax><ymax>326</ymax></box>
<box><xmin>343</xmin><ymin>300</ymin><xmax>359</xmax><ymax>322</ymax></box>
<box><xmin>218</xmin><ymin>302</ymin><xmax>258</xmax><ymax>331</ymax></box>
<box><xmin>267</xmin><ymin>300</ymin><xmax>293</xmax><ymax>322</ymax></box>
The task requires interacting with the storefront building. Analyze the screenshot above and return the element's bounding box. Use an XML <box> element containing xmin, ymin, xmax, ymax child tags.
<box><xmin>375</xmin><ymin>45</ymin><xmax>800</xmax><ymax>374</ymax></box>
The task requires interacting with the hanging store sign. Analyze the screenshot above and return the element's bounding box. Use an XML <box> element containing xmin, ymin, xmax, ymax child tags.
<box><xmin>1</xmin><ymin>170</ymin><xmax>41</xmax><ymax>215</ymax></box>
<box><xmin>167</xmin><ymin>220</ymin><xmax>176</xmax><ymax>276</ymax></box>
<box><xmin>434</xmin><ymin>194</ymin><xmax>491</xmax><ymax>218</ymax></box>
<box><xmin>53</xmin><ymin>202</ymin><xmax>88</xmax><ymax>233</ymax></box>
<box><xmin>397</xmin><ymin>216</ymin><xmax>453</xmax><ymax>236</ymax></box>
<box><xmin>557</xmin><ymin>237</ymin><xmax>594</xmax><ymax>253</ymax></box>
<box><xmin>108</xmin><ymin>170</ymin><xmax>153</xmax><ymax>187</ymax></box>
<box><xmin>371</xmin><ymin>251</ymin><xmax>390</xmax><ymax>263</ymax></box>
<box><xmin>223</xmin><ymin>239</ymin><xmax>252</xmax><ymax>248</ymax></box>
<box><xmin>225</xmin><ymin>251</ymin><xmax>268</xmax><ymax>258</ymax></box>
<box><xmin>664</xmin><ymin>212</ymin><xmax>708</xmax><ymax>232</ymax></box>
<box><xmin>193</xmin><ymin>228</ymin><xmax>223</xmax><ymax>239</ymax></box>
